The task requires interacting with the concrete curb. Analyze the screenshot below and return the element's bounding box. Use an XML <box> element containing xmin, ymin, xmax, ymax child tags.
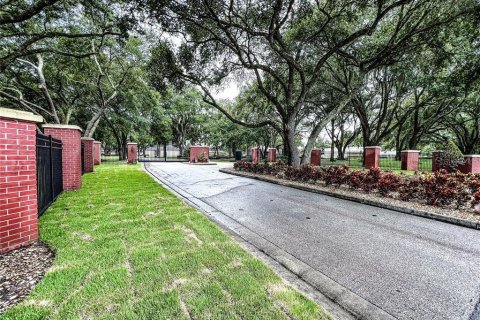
<box><xmin>219</xmin><ymin>168</ymin><xmax>480</xmax><ymax>231</ymax></box>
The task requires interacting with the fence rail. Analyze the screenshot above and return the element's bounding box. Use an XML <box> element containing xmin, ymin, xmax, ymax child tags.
<box><xmin>36</xmin><ymin>133</ymin><xmax>63</xmax><ymax>216</ymax></box>
<box><xmin>320</xmin><ymin>152</ymin><xmax>433</xmax><ymax>172</ymax></box>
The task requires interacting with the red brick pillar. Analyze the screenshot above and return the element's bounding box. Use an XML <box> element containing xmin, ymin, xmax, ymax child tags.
<box><xmin>310</xmin><ymin>149</ymin><xmax>321</xmax><ymax>166</ymax></box>
<box><xmin>94</xmin><ymin>141</ymin><xmax>101</xmax><ymax>165</ymax></box>
<box><xmin>127</xmin><ymin>142</ymin><xmax>138</xmax><ymax>164</ymax></box>
<box><xmin>43</xmin><ymin>124</ymin><xmax>82</xmax><ymax>190</ymax></box>
<box><xmin>458</xmin><ymin>155</ymin><xmax>480</xmax><ymax>174</ymax></box>
<box><xmin>401</xmin><ymin>150</ymin><xmax>420</xmax><ymax>171</ymax></box>
<box><xmin>432</xmin><ymin>151</ymin><xmax>445</xmax><ymax>172</ymax></box>
<box><xmin>364</xmin><ymin>146</ymin><xmax>381</xmax><ymax>169</ymax></box>
<box><xmin>267</xmin><ymin>148</ymin><xmax>277</xmax><ymax>162</ymax></box>
<box><xmin>81</xmin><ymin>138</ymin><xmax>94</xmax><ymax>173</ymax></box>
<box><xmin>251</xmin><ymin>147</ymin><xmax>261</xmax><ymax>164</ymax></box>
<box><xmin>0</xmin><ymin>108</ymin><xmax>43</xmax><ymax>253</ymax></box>
<box><xmin>189</xmin><ymin>146</ymin><xmax>209</xmax><ymax>163</ymax></box>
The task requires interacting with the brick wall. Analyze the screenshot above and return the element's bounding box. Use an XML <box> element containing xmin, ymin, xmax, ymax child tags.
<box><xmin>1</xmin><ymin>109</ymin><xmax>43</xmax><ymax>253</ymax></box>
<box><xmin>365</xmin><ymin>146</ymin><xmax>381</xmax><ymax>169</ymax></box>
<box><xmin>43</xmin><ymin>125</ymin><xmax>82</xmax><ymax>190</ymax></box>
<box><xmin>310</xmin><ymin>149</ymin><xmax>321</xmax><ymax>166</ymax></box>
<box><xmin>94</xmin><ymin>141</ymin><xmax>101</xmax><ymax>165</ymax></box>
<box><xmin>190</xmin><ymin>146</ymin><xmax>209</xmax><ymax>163</ymax></box>
<box><xmin>127</xmin><ymin>143</ymin><xmax>138</xmax><ymax>164</ymax></box>
<box><xmin>81</xmin><ymin>138</ymin><xmax>94</xmax><ymax>173</ymax></box>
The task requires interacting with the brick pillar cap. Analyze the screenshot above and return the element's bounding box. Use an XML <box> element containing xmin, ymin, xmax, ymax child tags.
<box><xmin>401</xmin><ymin>150</ymin><xmax>420</xmax><ymax>153</ymax></box>
<box><xmin>268</xmin><ymin>147</ymin><xmax>276</xmax><ymax>150</ymax></box>
<box><xmin>464</xmin><ymin>155</ymin><xmax>480</xmax><ymax>158</ymax></box>
<box><xmin>127</xmin><ymin>142</ymin><xmax>138</xmax><ymax>145</ymax></box>
<box><xmin>0</xmin><ymin>107</ymin><xmax>43</xmax><ymax>123</ymax></box>
<box><xmin>365</xmin><ymin>146</ymin><xmax>381</xmax><ymax>149</ymax></box>
<box><xmin>94</xmin><ymin>141</ymin><xmax>101</xmax><ymax>144</ymax></box>
<box><xmin>191</xmin><ymin>145</ymin><xmax>208</xmax><ymax>148</ymax></box>
<box><xmin>81</xmin><ymin>137</ymin><xmax>95</xmax><ymax>141</ymax></box>
<box><xmin>312</xmin><ymin>148</ymin><xmax>322</xmax><ymax>150</ymax></box>
<box><xmin>43</xmin><ymin>124</ymin><xmax>83</xmax><ymax>132</ymax></box>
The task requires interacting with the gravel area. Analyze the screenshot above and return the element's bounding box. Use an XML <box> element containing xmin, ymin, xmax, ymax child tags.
<box><xmin>225</xmin><ymin>168</ymin><xmax>480</xmax><ymax>224</ymax></box>
<box><xmin>0</xmin><ymin>241</ymin><xmax>55</xmax><ymax>313</ymax></box>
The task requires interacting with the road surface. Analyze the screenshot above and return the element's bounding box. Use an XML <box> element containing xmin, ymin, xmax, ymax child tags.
<box><xmin>145</xmin><ymin>162</ymin><xmax>480</xmax><ymax>320</ymax></box>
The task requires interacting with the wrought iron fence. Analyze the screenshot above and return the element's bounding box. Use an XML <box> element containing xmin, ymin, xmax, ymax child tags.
<box><xmin>36</xmin><ymin>133</ymin><xmax>63</xmax><ymax>216</ymax></box>
<box><xmin>320</xmin><ymin>150</ymin><xmax>433</xmax><ymax>172</ymax></box>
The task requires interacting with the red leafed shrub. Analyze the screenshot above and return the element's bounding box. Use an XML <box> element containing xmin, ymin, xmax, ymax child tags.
<box><xmin>234</xmin><ymin>160</ymin><xmax>480</xmax><ymax>209</ymax></box>
<box><xmin>378</xmin><ymin>172</ymin><xmax>401</xmax><ymax>196</ymax></box>
<box><xmin>472</xmin><ymin>191</ymin><xmax>480</xmax><ymax>206</ymax></box>
<box><xmin>346</xmin><ymin>170</ymin><xmax>366</xmax><ymax>190</ymax></box>
<box><xmin>399</xmin><ymin>178</ymin><xmax>423</xmax><ymax>201</ymax></box>
<box><xmin>323</xmin><ymin>165</ymin><xmax>348</xmax><ymax>186</ymax></box>
<box><xmin>422</xmin><ymin>170</ymin><xmax>461</xmax><ymax>207</ymax></box>
<box><xmin>360</xmin><ymin>168</ymin><xmax>383</xmax><ymax>193</ymax></box>
<box><xmin>284</xmin><ymin>165</ymin><xmax>322</xmax><ymax>182</ymax></box>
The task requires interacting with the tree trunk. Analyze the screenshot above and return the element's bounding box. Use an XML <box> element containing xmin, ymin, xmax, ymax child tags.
<box><xmin>330</xmin><ymin>119</ymin><xmax>335</xmax><ymax>162</ymax></box>
<box><xmin>84</xmin><ymin>109</ymin><xmax>103</xmax><ymax>138</ymax></box>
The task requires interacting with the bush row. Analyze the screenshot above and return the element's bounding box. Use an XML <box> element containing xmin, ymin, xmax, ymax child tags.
<box><xmin>233</xmin><ymin>161</ymin><xmax>480</xmax><ymax>210</ymax></box>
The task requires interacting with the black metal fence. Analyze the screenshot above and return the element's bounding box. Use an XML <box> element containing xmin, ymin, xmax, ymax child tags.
<box><xmin>36</xmin><ymin>133</ymin><xmax>63</xmax><ymax>216</ymax></box>
<box><xmin>81</xmin><ymin>142</ymin><xmax>85</xmax><ymax>174</ymax></box>
<box><xmin>320</xmin><ymin>150</ymin><xmax>433</xmax><ymax>172</ymax></box>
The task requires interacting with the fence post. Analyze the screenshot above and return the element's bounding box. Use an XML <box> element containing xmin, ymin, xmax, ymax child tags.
<box><xmin>251</xmin><ymin>147</ymin><xmax>261</xmax><ymax>164</ymax></box>
<box><xmin>401</xmin><ymin>150</ymin><xmax>420</xmax><ymax>171</ymax></box>
<box><xmin>364</xmin><ymin>146</ymin><xmax>381</xmax><ymax>169</ymax></box>
<box><xmin>310</xmin><ymin>149</ymin><xmax>321</xmax><ymax>166</ymax></box>
<box><xmin>81</xmin><ymin>137</ymin><xmax>94</xmax><ymax>173</ymax></box>
<box><xmin>189</xmin><ymin>146</ymin><xmax>210</xmax><ymax>163</ymax></box>
<box><xmin>459</xmin><ymin>155</ymin><xmax>480</xmax><ymax>174</ymax></box>
<box><xmin>127</xmin><ymin>142</ymin><xmax>138</xmax><ymax>164</ymax></box>
<box><xmin>0</xmin><ymin>107</ymin><xmax>43</xmax><ymax>253</ymax></box>
<box><xmin>93</xmin><ymin>141</ymin><xmax>101</xmax><ymax>165</ymax></box>
<box><xmin>267</xmin><ymin>148</ymin><xmax>277</xmax><ymax>162</ymax></box>
<box><xmin>43</xmin><ymin>124</ymin><xmax>83</xmax><ymax>190</ymax></box>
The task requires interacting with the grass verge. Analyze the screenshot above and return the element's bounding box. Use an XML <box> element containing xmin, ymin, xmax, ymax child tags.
<box><xmin>1</xmin><ymin>164</ymin><xmax>332</xmax><ymax>320</ymax></box>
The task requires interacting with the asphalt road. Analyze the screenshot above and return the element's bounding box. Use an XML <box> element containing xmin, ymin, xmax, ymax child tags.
<box><xmin>145</xmin><ymin>162</ymin><xmax>480</xmax><ymax>320</ymax></box>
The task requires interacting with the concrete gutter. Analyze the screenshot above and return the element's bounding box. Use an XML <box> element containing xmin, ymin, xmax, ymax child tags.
<box><xmin>220</xmin><ymin>168</ymin><xmax>480</xmax><ymax>231</ymax></box>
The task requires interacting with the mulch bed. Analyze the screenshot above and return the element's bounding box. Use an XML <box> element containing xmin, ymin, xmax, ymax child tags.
<box><xmin>0</xmin><ymin>241</ymin><xmax>55</xmax><ymax>313</ymax></box>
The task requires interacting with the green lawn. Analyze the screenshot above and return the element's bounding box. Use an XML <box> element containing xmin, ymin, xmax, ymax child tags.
<box><xmin>1</xmin><ymin>164</ymin><xmax>332</xmax><ymax>320</ymax></box>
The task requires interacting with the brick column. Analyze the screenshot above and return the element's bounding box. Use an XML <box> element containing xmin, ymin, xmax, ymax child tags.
<box><xmin>0</xmin><ymin>108</ymin><xmax>43</xmax><ymax>253</ymax></box>
<box><xmin>251</xmin><ymin>147</ymin><xmax>261</xmax><ymax>164</ymax></box>
<box><xmin>401</xmin><ymin>150</ymin><xmax>420</xmax><ymax>171</ymax></box>
<box><xmin>189</xmin><ymin>146</ymin><xmax>209</xmax><ymax>163</ymax></box>
<box><xmin>127</xmin><ymin>142</ymin><xmax>138</xmax><ymax>164</ymax></box>
<box><xmin>81</xmin><ymin>138</ymin><xmax>94</xmax><ymax>173</ymax></box>
<box><xmin>364</xmin><ymin>146</ymin><xmax>381</xmax><ymax>169</ymax></box>
<box><xmin>94</xmin><ymin>141</ymin><xmax>101</xmax><ymax>165</ymax></box>
<box><xmin>310</xmin><ymin>149</ymin><xmax>321</xmax><ymax>166</ymax></box>
<box><xmin>43</xmin><ymin>124</ymin><xmax>82</xmax><ymax>190</ymax></box>
<box><xmin>432</xmin><ymin>150</ymin><xmax>445</xmax><ymax>172</ymax></box>
<box><xmin>267</xmin><ymin>148</ymin><xmax>277</xmax><ymax>162</ymax></box>
<box><xmin>458</xmin><ymin>155</ymin><xmax>480</xmax><ymax>174</ymax></box>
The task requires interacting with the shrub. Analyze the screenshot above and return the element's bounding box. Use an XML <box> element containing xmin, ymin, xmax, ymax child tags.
<box><xmin>399</xmin><ymin>178</ymin><xmax>423</xmax><ymax>201</ymax></box>
<box><xmin>422</xmin><ymin>170</ymin><xmax>461</xmax><ymax>207</ymax></box>
<box><xmin>323</xmin><ymin>165</ymin><xmax>348</xmax><ymax>186</ymax></box>
<box><xmin>377</xmin><ymin>172</ymin><xmax>401</xmax><ymax>196</ymax></box>
<box><xmin>361</xmin><ymin>168</ymin><xmax>382</xmax><ymax>193</ymax></box>
<box><xmin>346</xmin><ymin>170</ymin><xmax>366</xmax><ymax>190</ymax></box>
<box><xmin>472</xmin><ymin>191</ymin><xmax>480</xmax><ymax>206</ymax></box>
